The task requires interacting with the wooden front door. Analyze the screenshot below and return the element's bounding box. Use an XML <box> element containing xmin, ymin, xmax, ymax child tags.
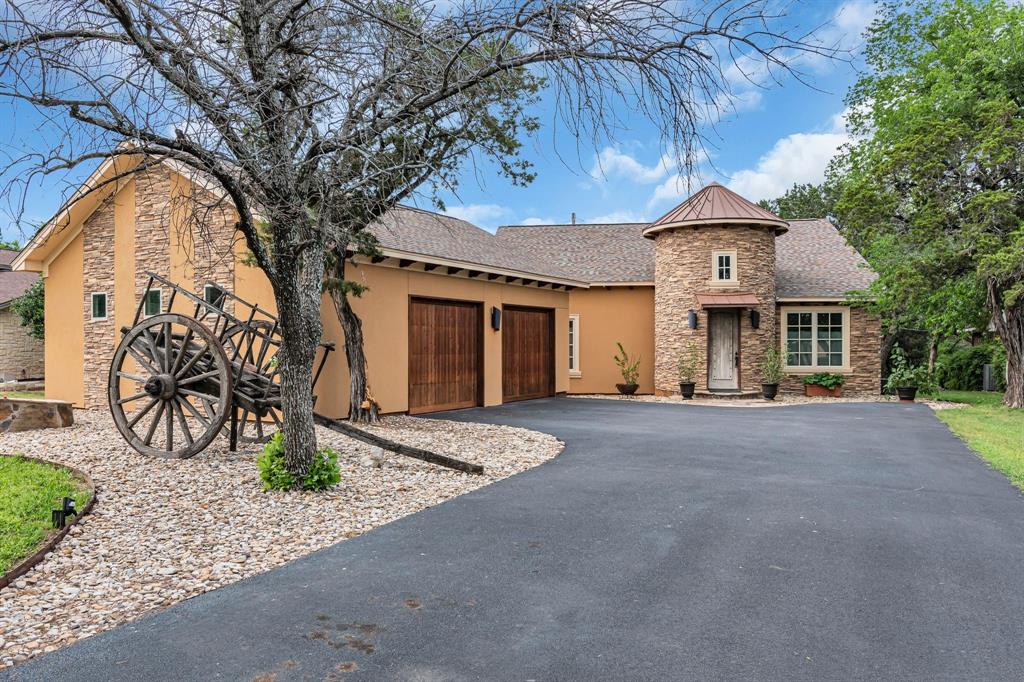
<box><xmin>408</xmin><ymin>298</ymin><xmax>482</xmax><ymax>414</ymax></box>
<box><xmin>708</xmin><ymin>310</ymin><xmax>739</xmax><ymax>390</ymax></box>
<box><xmin>502</xmin><ymin>306</ymin><xmax>555</xmax><ymax>402</ymax></box>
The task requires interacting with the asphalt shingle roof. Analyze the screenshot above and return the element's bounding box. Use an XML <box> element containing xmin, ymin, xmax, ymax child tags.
<box><xmin>0</xmin><ymin>249</ymin><xmax>38</xmax><ymax>307</ymax></box>
<box><xmin>493</xmin><ymin>218</ymin><xmax>876</xmax><ymax>298</ymax></box>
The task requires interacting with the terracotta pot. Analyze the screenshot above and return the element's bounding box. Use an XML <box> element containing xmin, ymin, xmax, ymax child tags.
<box><xmin>616</xmin><ymin>383</ymin><xmax>639</xmax><ymax>396</ymax></box>
<box><xmin>762</xmin><ymin>383</ymin><xmax>779</xmax><ymax>401</ymax></box>
<box><xmin>679</xmin><ymin>382</ymin><xmax>696</xmax><ymax>400</ymax></box>
<box><xmin>896</xmin><ymin>386</ymin><xmax>918</xmax><ymax>402</ymax></box>
<box><xmin>804</xmin><ymin>383</ymin><xmax>842</xmax><ymax>398</ymax></box>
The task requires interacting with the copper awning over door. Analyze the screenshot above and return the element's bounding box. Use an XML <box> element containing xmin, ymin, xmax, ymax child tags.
<box><xmin>695</xmin><ymin>292</ymin><xmax>759</xmax><ymax>308</ymax></box>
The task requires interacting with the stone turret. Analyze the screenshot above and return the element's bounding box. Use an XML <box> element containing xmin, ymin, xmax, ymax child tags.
<box><xmin>644</xmin><ymin>183</ymin><xmax>788</xmax><ymax>395</ymax></box>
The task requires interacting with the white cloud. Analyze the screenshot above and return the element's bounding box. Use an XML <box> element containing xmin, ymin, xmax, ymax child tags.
<box><xmin>442</xmin><ymin>203</ymin><xmax>512</xmax><ymax>230</ymax></box>
<box><xmin>802</xmin><ymin>1</ymin><xmax>879</xmax><ymax>71</ymax></box>
<box><xmin>646</xmin><ymin>171</ymin><xmax>706</xmax><ymax>211</ymax></box>
<box><xmin>725</xmin><ymin>112</ymin><xmax>849</xmax><ymax>202</ymax></box>
<box><xmin>589</xmin><ymin>148</ymin><xmax>670</xmax><ymax>184</ymax></box>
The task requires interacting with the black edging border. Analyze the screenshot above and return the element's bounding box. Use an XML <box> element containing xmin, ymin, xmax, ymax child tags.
<box><xmin>0</xmin><ymin>454</ymin><xmax>97</xmax><ymax>591</ymax></box>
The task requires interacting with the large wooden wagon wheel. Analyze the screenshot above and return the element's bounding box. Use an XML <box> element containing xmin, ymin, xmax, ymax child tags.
<box><xmin>221</xmin><ymin>320</ymin><xmax>282</xmax><ymax>444</ymax></box>
<box><xmin>109</xmin><ymin>313</ymin><xmax>233</xmax><ymax>458</ymax></box>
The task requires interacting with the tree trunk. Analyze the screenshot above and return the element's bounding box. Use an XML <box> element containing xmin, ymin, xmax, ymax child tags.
<box><xmin>326</xmin><ymin>257</ymin><xmax>378</xmax><ymax>423</ymax></box>
<box><xmin>271</xmin><ymin>235</ymin><xmax>326</xmax><ymax>480</ymax></box>
<box><xmin>987</xmin><ymin>280</ymin><xmax>1023</xmax><ymax>409</ymax></box>
<box><xmin>927</xmin><ymin>339</ymin><xmax>938</xmax><ymax>374</ymax></box>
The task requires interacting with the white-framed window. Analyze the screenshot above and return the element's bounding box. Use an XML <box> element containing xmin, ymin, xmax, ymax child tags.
<box><xmin>568</xmin><ymin>314</ymin><xmax>581</xmax><ymax>377</ymax></box>
<box><xmin>90</xmin><ymin>292</ymin><xmax>108</xmax><ymax>320</ymax></box>
<box><xmin>781</xmin><ymin>306</ymin><xmax>850</xmax><ymax>371</ymax></box>
<box><xmin>204</xmin><ymin>283</ymin><xmax>225</xmax><ymax>309</ymax></box>
<box><xmin>711</xmin><ymin>250</ymin><xmax>737</xmax><ymax>284</ymax></box>
<box><xmin>143</xmin><ymin>288</ymin><xmax>162</xmax><ymax>317</ymax></box>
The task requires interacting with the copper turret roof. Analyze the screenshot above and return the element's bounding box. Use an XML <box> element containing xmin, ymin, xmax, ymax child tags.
<box><xmin>642</xmin><ymin>182</ymin><xmax>788</xmax><ymax>238</ymax></box>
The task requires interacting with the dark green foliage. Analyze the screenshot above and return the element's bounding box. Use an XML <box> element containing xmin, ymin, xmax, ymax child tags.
<box><xmin>11</xmin><ymin>279</ymin><xmax>44</xmax><ymax>340</ymax></box>
<box><xmin>757</xmin><ymin>182</ymin><xmax>837</xmax><ymax>221</ymax></box>
<box><xmin>0</xmin><ymin>239</ymin><xmax>20</xmax><ymax>250</ymax></box>
<box><xmin>885</xmin><ymin>345</ymin><xmax>939</xmax><ymax>394</ymax></box>
<box><xmin>802</xmin><ymin>373</ymin><xmax>846</xmax><ymax>389</ymax></box>
<box><xmin>937</xmin><ymin>342</ymin><xmax>1005</xmax><ymax>391</ymax></box>
<box><xmin>258</xmin><ymin>431</ymin><xmax>341</xmax><ymax>492</ymax></box>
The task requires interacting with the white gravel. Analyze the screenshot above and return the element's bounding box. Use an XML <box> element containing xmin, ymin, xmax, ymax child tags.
<box><xmin>0</xmin><ymin>411</ymin><xmax>562</xmax><ymax>668</ymax></box>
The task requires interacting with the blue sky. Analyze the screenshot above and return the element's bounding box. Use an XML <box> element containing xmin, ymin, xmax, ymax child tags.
<box><xmin>0</xmin><ymin>0</ymin><xmax>877</xmax><ymax>244</ymax></box>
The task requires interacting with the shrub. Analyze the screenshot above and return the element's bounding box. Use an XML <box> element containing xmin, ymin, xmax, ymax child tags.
<box><xmin>257</xmin><ymin>431</ymin><xmax>341</xmax><ymax>492</ymax></box>
<box><xmin>937</xmin><ymin>342</ymin><xmax>1004</xmax><ymax>391</ymax></box>
<box><xmin>761</xmin><ymin>347</ymin><xmax>783</xmax><ymax>384</ymax></box>
<box><xmin>802</xmin><ymin>372</ymin><xmax>846</xmax><ymax>389</ymax></box>
<box><xmin>677</xmin><ymin>341</ymin><xmax>699</xmax><ymax>383</ymax></box>
<box><xmin>885</xmin><ymin>345</ymin><xmax>939</xmax><ymax>394</ymax></box>
<box><xmin>613</xmin><ymin>341</ymin><xmax>641</xmax><ymax>385</ymax></box>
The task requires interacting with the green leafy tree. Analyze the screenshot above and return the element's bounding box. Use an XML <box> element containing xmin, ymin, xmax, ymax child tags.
<box><xmin>10</xmin><ymin>278</ymin><xmax>43</xmax><ymax>341</ymax></box>
<box><xmin>833</xmin><ymin>0</ymin><xmax>1024</xmax><ymax>408</ymax></box>
<box><xmin>758</xmin><ymin>182</ymin><xmax>838</xmax><ymax>221</ymax></box>
<box><xmin>0</xmin><ymin>239</ymin><xmax>19</xmax><ymax>250</ymax></box>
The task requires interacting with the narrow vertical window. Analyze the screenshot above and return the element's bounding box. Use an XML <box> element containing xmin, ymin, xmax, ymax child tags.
<box><xmin>568</xmin><ymin>314</ymin><xmax>580</xmax><ymax>376</ymax></box>
<box><xmin>712</xmin><ymin>250</ymin><xmax>737</xmax><ymax>283</ymax></box>
<box><xmin>91</xmin><ymin>293</ymin><xmax>107</xmax><ymax>320</ymax></box>
<box><xmin>204</xmin><ymin>284</ymin><xmax>225</xmax><ymax>309</ymax></box>
<box><xmin>144</xmin><ymin>288</ymin><xmax>162</xmax><ymax>316</ymax></box>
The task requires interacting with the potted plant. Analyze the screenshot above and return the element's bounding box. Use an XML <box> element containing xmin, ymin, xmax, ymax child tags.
<box><xmin>760</xmin><ymin>347</ymin><xmax>783</xmax><ymax>400</ymax></box>
<box><xmin>885</xmin><ymin>345</ymin><xmax>936</xmax><ymax>402</ymax></box>
<box><xmin>677</xmin><ymin>341</ymin><xmax>698</xmax><ymax>399</ymax></box>
<box><xmin>802</xmin><ymin>372</ymin><xmax>845</xmax><ymax>397</ymax></box>
<box><xmin>613</xmin><ymin>342</ymin><xmax>641</xmax><ymax>395</ymax></box>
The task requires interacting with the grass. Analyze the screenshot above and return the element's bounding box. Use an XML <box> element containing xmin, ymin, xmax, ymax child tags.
<box><xmin>932</xmin><ymin>390</ymin><xmax>1024</xmax><ymax>490</ymax></box>
<box><xmin>0</xmin><ymin>391</ymin><xmax>46</xmax><ymax>400</ymax></box>
<box><xmin>0</xmin><ymin>456</ymin><xmax>92</xmax><ymax>575</ymax></box>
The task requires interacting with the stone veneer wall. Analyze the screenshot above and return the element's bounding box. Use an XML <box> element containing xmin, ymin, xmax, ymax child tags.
<box><xmin>78</xmin><ymin>164</ymin><xmax>238</xmax><ymax>407</ymax></box>
<box><xmin>82</xmin><ymin>195</ymin><xmax>117</xmax><ymax>408</ymax></box>
<box><xmin>0</xmin><ymin>307</ymin><xmax>44</xmax><ymax>381</ymax></box>
<box><xmin>778</xmin><ymin>305</ymin><xmax>882</xmax><ymax>397</ymax></box>
<box><xmin>653</xmin><ymin>225</ymin><xmax>777</xmax><ymax>394</ymax></box>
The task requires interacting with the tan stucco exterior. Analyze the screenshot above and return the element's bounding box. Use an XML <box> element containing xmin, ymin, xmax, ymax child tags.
<box><xmin>44</xmin><ymin>231</ymin><xmax>84</xmax><ymax>406</ymax></box>
<box><xmin>566</xmin><ymin>286</ymin><xmax>655</xmax><ymax>394</ymax></box>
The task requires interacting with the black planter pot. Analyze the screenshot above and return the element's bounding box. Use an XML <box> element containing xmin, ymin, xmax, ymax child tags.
<box><xmin>679</xmin><ymin>382</ymin><xmax>696</xmax><ymax>400</ymax></box>
<box><xmin>896</xmin><ymin>386</ymin><xmax>918</xmax><ymax>402</ymax></box>
<box><xmin>761</xmin><ymin>382</ymin><xmax>779</xmax><ymax>401</ymax></box>
<box><xmin>616</xmin><ymin>383</ymin><xmax>639</xmax><ymax>396</ymax></box>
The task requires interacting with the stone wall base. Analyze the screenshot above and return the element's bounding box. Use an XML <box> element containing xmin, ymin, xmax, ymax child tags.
<box><xmin>0</xmin><ymin>399</ymin><xmax>74</xmax><ymax>433</ymax></box>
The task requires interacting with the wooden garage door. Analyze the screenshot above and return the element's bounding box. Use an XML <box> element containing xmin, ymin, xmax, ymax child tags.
<box><xmin>503</xmin><ymin>306</ymin><xmax>555</xmax><ymax>402</ymax></box>
<box><xmin>408</xmin><ymin>298</ymin><xmax>482</xmax><ymax>414</ymax></box>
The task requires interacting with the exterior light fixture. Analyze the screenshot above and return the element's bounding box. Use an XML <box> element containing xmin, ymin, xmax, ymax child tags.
<box><xmin>687</xmin><ymin>309</ymin><xmax>697</xmax><ymax>329</ymax></box>
<box><xmin>51</xmin><ymin>497</ymin><xmax>78</xmax><ymax>529</ymax></box>
<box><xmin>750</xmin><ymin>309</ymin><xmax>761</xmax><ymax>329</ymax></box>
<box><xmin>491</xmin><ymin>306</ymin><xmax>502</xmax><ymax>331</ymax></box>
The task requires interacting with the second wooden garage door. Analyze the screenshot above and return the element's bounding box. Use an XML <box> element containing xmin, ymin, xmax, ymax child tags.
<box><xmin>503</xmin><ymin>306</ymin><xmax>555</xmax><ymax>402</ymax></box>
<box><xmin>408</xmin><ymin>298</ymin><xmax>482</xmax><ymax>414</ymax></box>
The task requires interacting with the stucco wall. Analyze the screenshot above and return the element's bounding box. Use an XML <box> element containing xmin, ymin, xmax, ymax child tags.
<box><xmin>777</xmin><ymin>304</ymin><xmax>881</xmax><ymax>396</ymax></box>
<box><xmin>44</xmin><ymin>231</ymin><xmax>84</xmax><ymax>406</ymax></box>
<box><xmin>0</xmin><ymin>307</ymin><xmax>44</xmax><ymax>382</ymax></box>
<box><xmin>653</xmin><ymin>225</ymin><xmax>777</xmax><ymax>394</ymax></box>
<box><xmin>567</xmin><ymin>286</ymin><xmax>655</xmax><ymax>394</ymax></box>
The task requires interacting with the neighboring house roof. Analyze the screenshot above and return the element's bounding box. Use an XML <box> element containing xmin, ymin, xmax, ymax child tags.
<box><xmin>369</xmin><ymin>206</ymin><xmax>586</xmax><ymax>285</ymax></box>
<box><xmin>643</xmin><ymin>182</ymin><xmax>788</xmax><ymax>237</ymax></box>
<box><xmin>495</xmin><ymin>217</ymin><xmax>876</xmax><ymax>298</ymax></box>
<box><xmin>0</xmin><ymin>250</ymin><xmax>39</xmax><ymax>308</ymax></box>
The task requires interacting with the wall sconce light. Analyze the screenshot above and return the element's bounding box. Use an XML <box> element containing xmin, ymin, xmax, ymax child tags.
<box><xmin>51</xmin><ymin>497</ymin><xmax>77</xmax><ymax>529</ymax></box>
<box><xmin>687</xmin><ymin>309</ymin><xmax>697</xmax><ymax>329</ymax></box>
<box><xmin>750</xmin><ymin>309</ymin><xmax>761</xmax><ymax>329</ymax></box>
<box><xmin>491</xmin><ymin>306</ymin><xmax>502</xmax><ymax>331</ymax></box>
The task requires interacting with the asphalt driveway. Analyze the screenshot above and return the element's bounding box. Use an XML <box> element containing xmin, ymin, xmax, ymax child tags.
<box><xmin>6</xmin><ymin>399</ymin><xmax>1024</xmax><ymax>681</ymax></box>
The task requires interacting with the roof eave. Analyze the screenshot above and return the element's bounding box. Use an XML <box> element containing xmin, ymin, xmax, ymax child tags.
<box><xmin>642</xmin><ymin>218</ymin><xmax>789</xmax><ymax>239</ymax></box>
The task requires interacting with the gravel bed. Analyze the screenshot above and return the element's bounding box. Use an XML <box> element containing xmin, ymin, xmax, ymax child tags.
<box><xmin>569</xmin><ymin>393</ymin><xmax>889</xmax><ymax>407</ymax></box>
<box><xmin>0</xmin><ymin>411</ymin><xmax>561</xmax><ymax>668</ymax></box>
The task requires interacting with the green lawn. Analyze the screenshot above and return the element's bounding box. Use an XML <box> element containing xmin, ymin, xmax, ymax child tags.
<box><xmin>933</xmin><ymin>390</ymin><xmax>1024</xmax><ymax>490</ymax></box>
<box><xmin>0</xmin><ymin>456</ymin><xmax>92</xmax><ymax>575</ymax></box>
<box><xmin>0</xmin><ymin>391</ymin><xmax>46</xmax><ymax>400</ymax></box>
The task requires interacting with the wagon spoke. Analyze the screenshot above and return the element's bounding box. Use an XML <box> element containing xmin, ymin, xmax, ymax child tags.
<box><xmin>126</xmin><ymin>344</ymin><xmax>161</xmax><ymax>376</ymax></box>
<box><xmin>176</xmin><ymin>395</ymin><xmax>210</xmax><ymax>428</ymax></box>
<box><xmin>171</xmin><ymin>327</ymin><xmax>194</xmax><ymax>375</ymax></box>
<box><xmin>173</xmin><ymin>400</ymin><xmax>193</xmax><ymax>446</ymax></box>
<box><xmin>175</xmin><ymin>341</ymin><xmax>210</xmax><ymax>378</ymax></box>
<box><xmin>179</xmin><ymin>387</ymin><xmax>220</xmax><ymax>404</ymax></box>
<box><xmin>165</xmin><ymin>399</ymin><xmax>174</xmax><ymax>450</ymax></box>
<box><xmin>255</xmin><ymin>414</ymin><xmax>265</xmax><ymax>440</ymax></box>
<box><xmin>144</xmin><ymin>401</ymin><xmax>166</xmax><ymax>446</ymax></box>
<box><xmin>116</xmin><ymin>391</ymin><xmax>149</xmax><ymax>405</ymax></box>
<box><xmin>117</xmin><ymin>370</ymin><xmax>148</xmax><ymax>383</ymax></box>
<box><xmin>143</xmin><ymin>327</ymin><xmax>163</xmax><ymax>372</ymax></box>
<box><xmin>237</xmin><ymin>408</ymin><xmax>250</xmax><ymax>440</ymax></box>
<box><xmin>177</xmin><ymin>370</ymin><xmax>219</xmax><ymax>386</ymax></box>
<box><xmin>127</xmin><ymin>397</ymin><xmax>159</xmax><ymax>429</ymax></box>
<box><xmin>163</xmin><ymin>322</ymin><xmax>172</xmax><ymax>373</ymax></box>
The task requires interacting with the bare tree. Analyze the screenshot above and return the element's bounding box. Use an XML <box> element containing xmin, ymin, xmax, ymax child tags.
<box><xmin>1</xmin><ymin>0</ymin><xmax>840</xmax><ymax>476</ymax></box>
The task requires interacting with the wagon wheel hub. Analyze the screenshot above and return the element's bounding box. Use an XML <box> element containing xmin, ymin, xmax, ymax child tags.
<box><xmin>144</xmin><ymin>374</ymin><xmax>177</xmax><ymax>400</ymax></box>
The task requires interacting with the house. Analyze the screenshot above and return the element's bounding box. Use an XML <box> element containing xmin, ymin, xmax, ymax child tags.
<box><xmin>0</xmin><ymin>249</ymin><xmax>44</xmax><ymax>383</ymax></box>
<box><xmin>13</xmin><ymin>158</ymin><xmax>880</xmax><ymax>416</ymax></box>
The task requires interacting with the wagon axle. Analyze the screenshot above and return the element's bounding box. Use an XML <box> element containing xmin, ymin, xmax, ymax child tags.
<box><xmin>144</xmin><ymin>374</ymin><xmax>177</xmax><ymax>400</ymax></box>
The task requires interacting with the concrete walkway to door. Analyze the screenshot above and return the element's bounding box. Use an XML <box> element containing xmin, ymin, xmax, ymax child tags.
<box><xmin>6</xmin><ymin>398</ymin><xmax>1024</xmax><ymax>681</ymax></box>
